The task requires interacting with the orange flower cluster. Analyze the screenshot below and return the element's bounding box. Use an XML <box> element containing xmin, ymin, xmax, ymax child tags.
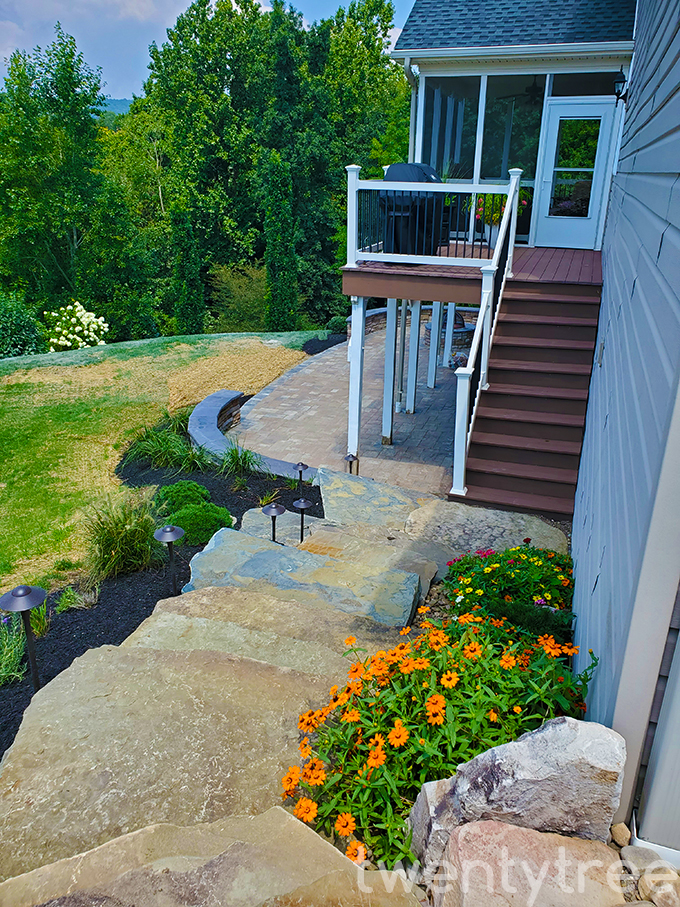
<box><xmin>302</xmin><ymin>758</ymin><xmax>327</xmax><ymax>786</ymax></box>
<box><xmin>281</xmin><ymin>765</ymin><xmax>301</xmax><ymax>799</ymax></box>
<box><xmin>537</xmin><ymin>635</ymin><xmax>579</xmax><ymax>658</ymax></box>
<box><xmin>428</xmin><ymin>629</ymin><xmax>450</xmax><ymax>651</ymax></box>
<box><xmin>425</xmin><ymin>693</ymin><xmax>446</xmax><ymax>725</ymax></box>
<box><xmin>499</xmin><ymin>652</ymin><xmax>517</xmax><ymax>670</ymax></box>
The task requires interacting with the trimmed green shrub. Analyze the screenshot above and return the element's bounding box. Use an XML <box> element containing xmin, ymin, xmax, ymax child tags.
<box><xmin>168</xmin><ymin>502</ymin><xmax>233</xmax><ymax>545</ymax></box>
<box><xmin>0</xmin><ymin>291</ymin><xmax>45</xmax><ymax>358</ymax></box>
<box><xmin>325</xmin><ymin>315</ymin><xmax>347</xmax><ymax>334</ymax></box>
<box><xmin>442</xmin><ymin>544</ymin><xmax>575</xmax><ymax>643</ymax></box>
<box><xmin>156</xmin><ymin>480</ymin><xmax>210</xmax><ymax>513</ymax></box>
<box><xmin>83</xmin><ymin>492</ymin><xmax>162</xmax><ymax>581</ymax></box>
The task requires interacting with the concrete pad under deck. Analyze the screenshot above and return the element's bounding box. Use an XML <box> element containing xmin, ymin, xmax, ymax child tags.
<box><xmin>235</xmin><ymin>326</ymin><xmax>457</xmax><ymax>495</ymax></box>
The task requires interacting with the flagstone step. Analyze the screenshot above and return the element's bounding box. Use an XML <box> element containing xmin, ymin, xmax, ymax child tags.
<box><xmin>0</xmin><ymin>807</ymin><xmax>360</xmax><ymax>907</ymax></box>
<box><xmin>298</xmin><ymin>528</ymin><xmax>437</xmax><ymax>602</ymax></box>
<box><xmin>317</xmin><ymin>466</ymin><xmax>436</xmax><ymax>527</ymax></box>
<box><xmin>131</xmin><ymin>585</ymin><xmax>402</xmax><ymax>657</ymax></box>
<box><xmin>240</xmin><ymin>507</ymin><xmax>335</xmax><ymax>545</ymax></box>
<box><xmin>0</xmin><ymin>645</ymin><xmax>334</xmax><ymax>883</ymax></box>
<box><xmin>184</xmin><ymin>527</ymin><xmax>421</xmax><ymax>627</ymax></box>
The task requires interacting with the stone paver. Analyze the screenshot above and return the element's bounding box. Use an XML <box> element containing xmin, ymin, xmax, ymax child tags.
<box><xmin>235</xmin><ymin>323</ymin><xmax>458</xmax><ymax>494</ymax></box>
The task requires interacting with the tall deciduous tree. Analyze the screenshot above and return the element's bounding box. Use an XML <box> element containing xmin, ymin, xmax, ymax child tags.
<box><xmin>171</xmin><ymin>208</ymin><xmax>205</xmax><ymax>334</ymax></box>
<box><xmin>264</xmin><ymin>151</ymin><xmax>298</xmax><ymax>331</ymax></box>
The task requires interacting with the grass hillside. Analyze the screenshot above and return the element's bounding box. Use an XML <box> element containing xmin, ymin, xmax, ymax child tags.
<box><xmin>0</xmin><ymin>332</ymin><xmax>317</xmax><ymax>590</ymax></box>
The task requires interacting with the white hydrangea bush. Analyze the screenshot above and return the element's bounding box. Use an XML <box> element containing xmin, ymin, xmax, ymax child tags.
<box><xmin>45</xmin><ymin>301</ymin><xmax>109</xmax><ymax>352</ymax></box>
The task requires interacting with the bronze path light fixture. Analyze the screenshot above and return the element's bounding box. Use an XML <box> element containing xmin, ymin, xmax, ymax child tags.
<box><xmin>262</xmin><ymin>502</ymin><xmax>286</xmax><ymax>543</ymax></box>
<box><xmin>0</xmin><ymin>585</ymin><xmax>47</xmax><ymax>692</ymax></box>
<box><xmin>295</xmin><ymin>461</ymin><xmax>309</xmax><ymax>493</ymax></box>
<box><xmin>154</xmin><ymin>525</ymin><xmax>185</xmax><ymax>596</ymax></box>
<box><xmin>344</xmin><ymin>453</ymin><xmax>359</xmax><ymax>476</ymax></box>
<box><xmin>293</xmin><ymin>497</ymin><xmax>313</xmax><ymax>543</ymax></box>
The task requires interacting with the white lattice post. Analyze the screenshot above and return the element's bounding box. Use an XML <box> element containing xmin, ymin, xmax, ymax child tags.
<box><xmin>382</xmin><ymin>298</ymin><xmax>398</xmax><ymax>444</ymax></box>
<box><xmin>347</xmin><ymin>296</ymin><xmax>366</xmax><ymax>457</ymax></box>
<box><xmin>346</xmin><ymin>165</ymin><xmax>361</xmax><ymax>268</ymax></box>
<box><xmin>451</xmin><ymin>366</ymin><xmax>472</xmax><ymax>495</ymax></box>
<box><xmin>480</xmin><ymin>265</ymin><xmax>495</xmax><ymax>391</ymax></box>
<box><xmin>405</xmin><ymin>300</ymin><xmax>421</xmax><ymax>414</ymax></box>
<box><xmin>427</xmin><ymin>300</ymin><xmax>442</xmax><ymax>388</ymax></box>
<box><xmin>507</xmin><ymin>167</ymin><xmax>523</xmax><ymax>278</ymax></box>
<box><xmin>443</xmin><ymin>302</ymin><xmax>456</xmax><ymax>367</ymax></box>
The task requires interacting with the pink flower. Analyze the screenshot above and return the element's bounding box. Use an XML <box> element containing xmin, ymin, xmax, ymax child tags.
<box><xmin>521</xmin><ymin>200</ymin><xmax>528</xmax><ymax>206</ymax></box>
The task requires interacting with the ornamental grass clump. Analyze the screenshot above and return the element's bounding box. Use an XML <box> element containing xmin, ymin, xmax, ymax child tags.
<box><xmin>442</xmin><ymin>541</ymin><xmax>574</xmax><ymax>642</ymax></box>
<box><xmin>281</xmin><ymin>612</ymin><xmax>597</xmax><ymax>868</ymax></box>
<box><xmin>0</xmin><ymin>614</ymin><xmax>26</xmax><ymax>686</ymax></box>
<box><xmin>83</xmin><ymin>491</ymin><xmax>162</xmax><ymax>582</ymax></box>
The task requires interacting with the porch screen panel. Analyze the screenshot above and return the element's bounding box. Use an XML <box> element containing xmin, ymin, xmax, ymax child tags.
<box><xmin>422</xmin><ymin>77</ymin><xmax>479</xmax><ymax>179</ymax></box>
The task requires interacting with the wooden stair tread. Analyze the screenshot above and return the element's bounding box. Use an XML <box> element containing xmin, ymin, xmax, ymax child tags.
<box><xmin>455</xmin><ymin>484</ymin><xmax>575</xmax><ymax>516</ymax></box>
<box><xmin>466</xmin><ymin>457</ymin><xmax>578</xmax><ymax>485</ymax></box>
<box><xmin>477</xmin><ymin>406</ymin><xmax>584</xmax><ymax>427</ymax></box>
<box><xmin>489</xmin><ymin>358</ymin><xmax>592</xmax><ymax>375</ymax></box>
<box><xmin>472</xmin><ymin>432</ymin><xmax>582</xmax><ymax>456</ymax></box>
<box><xmin>498</xmin><ymin>313</ymin><xmax>599</xmax><ymax>327</ymax></box>
<box><xmin>493</xmin><ymin>336</ymin><xmax>595</xmax><ymax>351</ymax></box>
<box><xmin>486</xmin><ymin>384</ymin><xmax>589</xmax><ymax>400</ymax></box>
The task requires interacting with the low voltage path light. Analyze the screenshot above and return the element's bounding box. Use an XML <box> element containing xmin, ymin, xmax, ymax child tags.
<box><xmin>295</xmin><ymin>461</ymin><xmax>309</xmax><ymax>493</ymax></box>
<box><xmin>154</xmin><ymin>525</ymin><xmax>185</xmax><ymax>596</ymax></box>
<box><xmin>344</xmin><ymin>453</ymin><xmax>359</xmax><ymax>476</ymax></box>
<box><xmin>293</xmin><ymin>497</ymin><xmax>313</xmax><ymax>543</ymax></box>
<box><xmin>262</xmin><ymin>502</ymin><xmax>286</xmax><ymax>543</ymax></box>
<box><xmin>0</xmin><ymin>585</ymin><xmax>46</xmax><ymax>692</ymax></box>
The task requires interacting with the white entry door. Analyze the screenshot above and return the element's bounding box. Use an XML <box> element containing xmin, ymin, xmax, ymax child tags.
<box><xmin>534</xmin><ymin>99</ymin><xmax>616</xmax><ymax>249</ymax></box>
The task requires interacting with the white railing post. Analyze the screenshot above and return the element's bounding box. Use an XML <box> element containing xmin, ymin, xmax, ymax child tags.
<box><xmin>506</xmin><ymin>167</ymin><xmax>523</xmax><ymax>278</ymax></box>
<box><xmin>346</xmin><ymin>165</ymin><xmax>361</xmax><ymax>268</ymax></box>
<box><xmin>479</xmin><ymin>265</ymin><xmax>495</xmax><ymax>390</ymax></box>
<box><xmin>451</xmin><ymin>366</ymin><xmax>472</xmax><ymax>495</ymax></box>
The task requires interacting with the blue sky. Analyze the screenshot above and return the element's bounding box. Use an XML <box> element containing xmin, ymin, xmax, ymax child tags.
<box><xmin>0</xmin><ymin>0</ymin><xmax>409</xmax><ymax>98</ymax></box>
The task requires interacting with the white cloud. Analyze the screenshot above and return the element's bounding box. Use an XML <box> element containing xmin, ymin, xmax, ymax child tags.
<box><xmin>1</xmin><ymin>0</ymin><xmax>187</xmax><ymax>26</ymax></box>
<box><xmin>388</xmin><ymin>26</ymin><xmax>401</xmax><ymax>51</ymax></box>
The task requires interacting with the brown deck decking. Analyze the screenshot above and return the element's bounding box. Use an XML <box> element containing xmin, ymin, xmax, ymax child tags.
<box><xmin>342</xmin><ymin>246</ymin><xmax>602</xmax><ymax>301</ymax></box>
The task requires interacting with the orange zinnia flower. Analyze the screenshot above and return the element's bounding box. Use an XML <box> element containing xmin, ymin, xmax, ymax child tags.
<box><xmin>299</xmin><ymin>737</ymin><xmax>312</xmax><ymax>759</ymax></box>
<box><xmin>302</xmin><ymin>758</ymin><xmax>327</xmax><ymax>786</ymax></box>
<box><xmin>488</xmin><ymin>709</ymin><xmax>498</xmax><ymax>722</ymax></box>
<box><xmin>513</xmin><ymin>705</ymin><xmax>522</xmax><ymax>714</ymax></box>
<box><xmin>387</xmin><ymin>719</ymin><xmax>409</xmax><ymax>747</ymax></box>
<box><xmin>561</xmin><ymin>643</ymin><xmax>579</xmax><ymax>656</ymax></box>
<box><xmin>398</xmin><ymin>657</ymin><xmax>417</xmax><ymax>674</ymax></box>
<box><xmin>344</xmin><ymin>636</ymin><xmax>357</xmax><ymax>646</ymax></box>
<box><xmin>491</xmin><ymin>617</ymin><xmax>505</xmax><ymax>627</ymax></box>
<box><xmin>428</xmin><ymin>630</ymin><xmax>450</xmax><ymax>651</ymax></box>
<box><xmin>341</xmin><ymin>708</ymin><xmax>360</xmax><ymax>723</ymax></box>
<box><xmin>499</xmin><ymin>652</ymin><xmax>517</xmax><ymax>670</ymax></box>
<box><xmin>346</xmin><ymin>841</ymin><xmax>367</xmax><ymax>863</ymax></box>
<box><xmin>335</xmin><ymin>812</ymin><xmax>357</xmax><ymax>836</ymax></box>
<box><xmin>413</xmin><ymin>657</ymin><xmax>431</xmax><ymax>670</ymax></box>
<box><xmin>427</xmin><ymin>711</ymin><xmax>445</xmax><ymax>726</ymax></box>
<box><xmin>347</xmin><ymin>662</ymin><xmax>365</xmax><ymax>681</ymax></box>
<box><xmin>294</xmin><ymin>797</ymin><xmax>318</xmax><ymax>823</ymax></box>
<box><xmin>298</xmin><ymin>710</ymin><xmax>318</xmax><ymax>733</ymax></box>
<box><xmin>367</xmin><ymin>747</ymin><xmax>387</xmax><ymax>768</ymax></box>
<box><xmin>417</xmin><ymin>605</ymin><xmax>430</xmax><ymax>614</ymax></box>
<box><xmin>463</xmin><ymin>642</ymin><xmax>483</xmax><ymax>660</ymax></box>
<box><xmin>440</xmin><ymin>670</ymin><xmax>459</xmax><ymax>688</ymax></box>
<box><xmin>281</xmin><ymin>765</ymin><xmax>301</xmax><ymax>797</ymax></box>
<box><xmin>399</xmin><ymin>626</ymin><xmax>411</xmax><ymax>635</ymax></box>
<box><xmin>369</xmin><ymin>733</ymin><xmax>385</xmax><ymax>747</ymax></box>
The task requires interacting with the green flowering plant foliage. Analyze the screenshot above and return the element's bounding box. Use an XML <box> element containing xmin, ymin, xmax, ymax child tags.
<box><xmin>44</xmin><ymin>301</ymin><xmax>109</xmax><ymax>351</ymax></box>
<box><xmin>442</xmin><ymin>543</ymin><xmax>575</xmax><ymax>642</ymax></box>
<box><xmin>281</xmin><ymin>610</ymin><xmax>597</xmax><ymax>869</ymax></box>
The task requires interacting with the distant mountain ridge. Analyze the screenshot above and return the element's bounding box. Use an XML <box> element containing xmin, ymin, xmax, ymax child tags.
<box><xmin>104</xmin><ymin>98</ymin><xmax>132</xmax><ymax>114</ymax></box>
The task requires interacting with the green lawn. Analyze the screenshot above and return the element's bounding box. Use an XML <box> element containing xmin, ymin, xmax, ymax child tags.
<box><xmin>0</xmin><ymin>332</ymin><xmax>319</xmax><ymax>590</ymax></box>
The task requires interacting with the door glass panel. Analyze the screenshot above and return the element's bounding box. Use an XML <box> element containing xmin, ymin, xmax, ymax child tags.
<box><xmin>422</xmin><ymin>76</ymin><xmax>480</xmax><ymax>180</ymax></box>
<box><xmin>549</xmin><ymin>118</ymin><xmax>600</xmax><ymax>217</ymax></box>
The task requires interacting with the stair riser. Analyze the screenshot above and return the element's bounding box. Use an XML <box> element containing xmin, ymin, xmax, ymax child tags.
<box><xmin>475</xmin><ymin>416</ymin><xmax>583</xmax><ymax>443</ymax></box>
<box><xmin>469</xmin><ymin>442</ymin><xmax>580</xmax><ymax>471</ymax></box>
<box><xmin>505</xmin><ymin>281</ymin><xmax>601</xmax><ymax>300</ymax></box>
<box><xmin>466</xmin><ymin>469</ymin><xmax>576</xmax><ymax>500</ymax></box>
<box><xmin>492</xmin><ymin>345</ymin><xmax>594</xmax><ymax>365</ymax></box>
<box><xmin>488</xmin><ymin>367</ymin><xmax>591</xmax><ymax>390</ymax></box>
<box><xmin>503</xmin><ymin>299</ymin><xmax>601</xmax><ymax>319</ymax></box>
<box><xmin>482</xmin><ymin>393</ymin><xmax>587</xmax><ymax>416</ymax></box>
<box><xmin>460</xmin><ymin>488</ymin><xmax>575</xmax><ymax>517</ymax></box>
<box><xmin>496</xmin><ymin>322</ymin><xmax>598</xmax><ymax>342</ymax></box>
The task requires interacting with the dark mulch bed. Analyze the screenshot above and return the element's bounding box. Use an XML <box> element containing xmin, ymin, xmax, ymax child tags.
<box><xmin>0</xmin><ymin>467</ymin><xmax>323</xmax><ymax>761</ymax></box>
<box><xmin>302</xmin><ymin>332</ymin><xmax>346</xmax><ymax>355</ymax></box>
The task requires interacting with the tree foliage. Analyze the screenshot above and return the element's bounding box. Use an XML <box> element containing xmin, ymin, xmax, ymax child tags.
<box><xmin>264</xmin><ymin>151</ymin><xmax>299</xmax><ymax>331</ymax></box>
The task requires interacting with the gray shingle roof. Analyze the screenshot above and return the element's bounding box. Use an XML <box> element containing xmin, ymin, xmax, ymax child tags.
<box><xmin>395</xmin><ymin>0</ymin><xmax>636</xmax><ymax>51</ymax></box>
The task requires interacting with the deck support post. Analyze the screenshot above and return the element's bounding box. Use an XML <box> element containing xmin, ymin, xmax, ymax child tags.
<box><xmin>405</xmin><ymin>300</ymin><xmax>421</xmax><ymax>414</ymax></box>
<box><xmin>395</xmin><ymin>299</ymin><xmax>408</xmax><ymax>412</ymax></box>
<box><xmin>451</xmin><ymin>367</ymin><xmax>472</xmax><ymax>495</ymax></box>
<box><xmin>347</xmin><ymin>295</ymin><xmax>366</xmax><ymax>457</ymax></box>
<box><xmin>443</xmin><ymin>302</ymin><xmax>456</xmax><ymax>367</ymax></box>
<box><xmin>427</xmin><ymin>300</ymin><xmax>442</xmax><ymax>388</ymax></box>
<box><xmin>382</xmin><ymin>298</ymin><xmax>398</xmax><ymax>444</ymax></box>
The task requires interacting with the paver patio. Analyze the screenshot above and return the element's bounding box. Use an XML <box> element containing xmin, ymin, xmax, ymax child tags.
<box><xmin>235</xmin><ymin>324</ymin><xmax>458</xmax><ymax>494</ymax></box>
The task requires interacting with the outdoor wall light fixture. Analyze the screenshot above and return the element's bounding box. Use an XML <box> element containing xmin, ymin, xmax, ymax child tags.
<box><xmin>293</xmin><ymin>497</ymin><xmax>313</xmax><ymax>543</ymax></box>
<box><xmin>154</xmin><ymin>524</ymin><xmax>185</xmax><ymax>596</ymax></box>
<box><xmin>0</xmin><ymin>585</ymin><xmax>47</xmax><ymax>692</ymax></box>
<box><xmin>262</xmin><ymin>502</ymin><xmax>286</xmax><ymax>543</ymax></box>
<box><xmin>344</xmin><ymin>453</ymin><xmax>359</xmax><ymax>476</ymax></box>
<box><xmin>295</xmin><ymin>461</ymin><xmax>309</xmax><ymax>492</ymax></box>
<box><xmin>614</xmin><ymin>68</ymin><xmax>628</xmax><ymax>106</ymax></box>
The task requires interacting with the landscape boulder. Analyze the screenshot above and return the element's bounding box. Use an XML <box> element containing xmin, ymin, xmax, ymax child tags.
<box><xmin>409</xmin><ymin>717</ymin><xmax>626</xmax><ymax>884</ymax></box>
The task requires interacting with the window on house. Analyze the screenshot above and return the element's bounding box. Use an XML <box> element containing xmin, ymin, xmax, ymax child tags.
<box><xmin>551</xmin><ymin>72</ymin><xmax>620</xmax><ymax>96</ymax></box>
<box><xmin>481</xmin><ymin>75</ymin><xmax>546</xmax><ymax>181</ymax></box>
<box><xmin>422</xmin><ymin>76</ymin><xmax>480</xmax><ymax>180</ymax></box>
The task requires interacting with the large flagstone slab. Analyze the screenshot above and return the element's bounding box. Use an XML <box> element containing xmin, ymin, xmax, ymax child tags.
<box><xmin>405</xmin><ymin>499</ymin><xmax>568</xmax><ymax>554</ymax></box>
<box><xmin>0</xmin><ymin>646</ymin><xmax>331</xmax><ymax>882</ymax></box>
<box><xmin>2</xmin><ymin>808</ymin><xmax>353</xmax><ymax>907</ymax></box>
<box><xmin>184</xmin><ymin>528</ymin><xmax>420</xmax><ymax>627</ymax></box>
<box><xmin>240</xmin><ymin>507</ymin><xmax>335</xmax><ymax>546</ymax></box>
<box><xmin>317</xmin><ymin>467</ymin><xmax>436</xmax><ymax>528</ymax></box>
